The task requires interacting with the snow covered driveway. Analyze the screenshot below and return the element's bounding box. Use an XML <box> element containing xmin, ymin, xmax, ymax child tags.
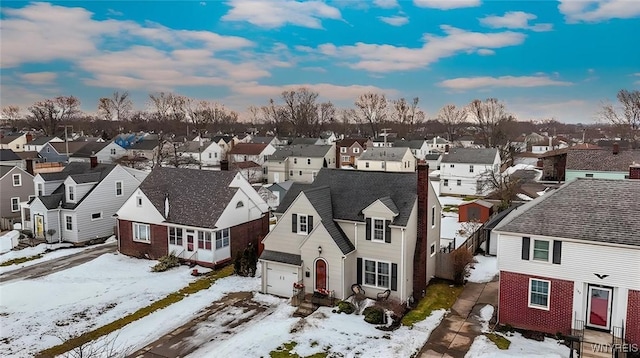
<box><xmin>0</xmin><ymin>253</ymin><xmax>200</xmax><ymax>357</ymax></box>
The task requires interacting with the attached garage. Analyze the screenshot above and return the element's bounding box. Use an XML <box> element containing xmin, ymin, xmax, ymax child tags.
<box><xmin>260</xmin><ymin>250</ymin><xmax>302</xmax><ymax>298</ymax></box>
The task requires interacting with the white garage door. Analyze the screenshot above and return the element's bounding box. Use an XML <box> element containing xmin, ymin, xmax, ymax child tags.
<box><xmin>266</xmin><ymin>263</ymin><xmax>299</xmax><ymax>298</ymax></box>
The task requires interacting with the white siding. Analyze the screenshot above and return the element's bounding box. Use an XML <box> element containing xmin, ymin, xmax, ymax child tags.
<box><xmin>96</xmin><ymin>142</ymin><xmax>127</xmax><ymax>163</ymax></box>
<box><xmin>262</xmin><ymin>193</ymin><xmax>319</xmax><ymax>254</ymax></box>
<box><xmin>116</xmin><ymin>188</ymin><xmax>165</xmax><ymax>225</ymax></box>
<box><xmin>300</xmin><ymin>225</ymin><xmax>345</xmax><ymax>299</ymax></box>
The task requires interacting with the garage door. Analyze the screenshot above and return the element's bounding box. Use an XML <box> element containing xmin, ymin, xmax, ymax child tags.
<box><xmin>266</xmin><ymin>263</ymin><xmax>299</xmax><ymax>298</ymax></box>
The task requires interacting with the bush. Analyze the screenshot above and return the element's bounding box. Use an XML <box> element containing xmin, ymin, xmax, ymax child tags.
<box><xmin>363</xmin><ymin>306</ymin><xmax>384</xmax><ymax>324</ymax></box>
<box><xmin>151</xmin><ymin>254</ymin><xmax>180</xmax><ymax>272</ymax></box>
<box><xmin>234</xmin><ymin>243</ymin><xmax>258</xmax><ymax>277</ymax></box>
<box><xmin>337</xmin><ymin>301</ymin><xmax>355</xmax><ymax>314</ymax></box>
<box><xmin>452</xmin><ymin>249</ymin><xmax>476</xmax><ymax>285</ymax></box>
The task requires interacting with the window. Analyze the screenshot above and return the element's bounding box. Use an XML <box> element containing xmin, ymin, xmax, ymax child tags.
<box><xmin>533</xmin><ymin>240</ymin><xmax>550</xmax><ymax>262</ymax></box>
<box><xmin>469</xmin><ymin>165</ymin><xmax>474</xmax><ymax>173</ymax></box>
<box><xmin>443</xmin><ymin>179</ymin><xmax>449</xmax><ymax>186</ymax></box>
<box><xmin>215</xmin><ymin>152</ymin><xmax>218</xmax><ymax>158</ymax></box>
<box><xmin>37</xmin><ymin>183</ymin><xmax>43</xmax><ymax>196</ymax></box>
<box><xmin>450</xmin><ymin>164</ymin><xmax>455</xmax><ymax>168</ymax></box>
<box><xmin>430</xmin><ymin>243</ymin><xmax>436</xmax><ymax>256</ymax></box>
<box><xmin>263</xmin><ymin>167</ymin><xmax>268</xmax><ymax>174</ymax></box>
<box><xmin>299</xmin><ymin>215</ymin><xmax>308</xmax><ymax>233</ymax></box>
<box><xmin>65</xmin><ymin>215</ymin><xmax>73</xmax><ymax>231</ymax></box>
<box><xmin>110</xmin><ymin>148</ymin><xmax>117</xmax><ymax>155</ymax></box>
<box><xmin>299</xmin><ymin>170</ymin><xmax>302</xmax><ymax>176</ymax></box>
<box><xmin>244</xmin><ymin>155</ymin><xmax>248</xmax><ymax>161</ymax></box>
<box><xmin>289</xmin><ymin>170</ymin><xmax>293</xmax><ymax>176</ymax></box>
<box><xmin>312</xmin><ymin>171</ymin><xmax>317</xmax><ymax>180</ymax></box>
<box><xmin>456</xmin><ymin>179</ymin><xmax>461</xmax><ymax>186</ymax></box>
<box><xmin>341</xmin><ymin>156</ymin><xmax>350</xmax><ymax>162</ymax></box>
<box><xmin>431</xmin><ymin>206</ymin><xmax>436</xmax><ymax>227</ymax></box>
<box><xmin>215</xmin><ymin>228</ymin><xmax>230</xmax><ymax>249</ymax></box>
<box><xmin>307</xmin><ymin>158</ymin><xmax>311</xmax><ymax>165</ymax></box>
<box><xmin>68</xmin><ymin>186</ymin><xmax>75</xmax><ymax>201</ymax></box>
<box><xmin>294</xmin><ymin>158</ymin><xmax>298</xmax><ymax>164</ymax></box>
<box><xmin>115</xmin><ymin>181</ymin><xmax>123</xmax><ymax>196</ymax></box>
<box><xmin>198</xmin><ymin>231</ymin><xmax>212</xmax><ymax>250</ymax></box>
<box><xmin>133</xmin><ymin>223</ymin><xmax>150</xmax><ymax>242</ymax></box>
<box><xmin>382</xmin><ymin>162</ymin><xmax>386</xmax><ymax>169</ymax></box>
<box><xmin>91</xmin><ymin>212</ymin><xmax>102</xmax><ymax>220</ymax></box>
<box><xmin>169</xmin><ymin>227</ymin><xmax>183</xmax><ymax>245</ymax></box>
<box><xmin>365</xmin><ymin>162</ymin><xmax>370</xmax><ymax>168</ymax></box>
<box><xmin>236</xmin><ymin>201</ymin><xmax>244</xmax><ymax>208</ymax></box>
<box><xmin>11</xmin><ymin>197</ymin><xmax>20</xmax><ymax>212</ymax></box>
<box><xmin>353</xmin><ymin>147</ymin><xmax>360</xmax><ymax>154</ymax></box>
<box><xmin>12</xmin><ymin>174</ymin><xmax>21</xmax><ymax>186</ymax></box>
<box><xmin>28</xmin><ymin>195</ymin><xmax>35</xmax><ymax>201</ymax></box>
<box><xmin>370</xmin><ymin>218</ymin><xmax>385</xmax><ymax>241</ymax></box>
<box><xmin>208</xmin><ymin>153</ymin><xmax>212</xmax><ymax>159</ymax></box>
<box><xmin>585</xmin><ymin>173</ymin><xmax>594</xmax><ymax>178</ymax></box>
<box><xmin>340</xmin><ymin>147</ymin><xmax>347</xmax><ymax>153</ymax></box>
<box><xmin>47</xmin><ymin>147</ymin><xmax>50</xmax><ymax>153</ymax></box>
<box><xmin>136</xmin><ymin>196</ymin><xmax>143</xmax><ymax>207</ymax></box>
<box><xmin>364</xmin><ymin>259</ymin><xmax>390</xmax><ymax>289</ymax></box>
<box><xmin>529</xmin><ymin>279</ymin><xmax>550</xmax><ymax>309</ymax></box>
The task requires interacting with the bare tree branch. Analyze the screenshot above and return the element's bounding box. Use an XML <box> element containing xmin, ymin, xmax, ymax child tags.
<box><xmin>28</xmin><ymin>96</ymin><xmax>81</xmax><ymax>135</ymax></box>
<box><xmin>355</xmin><ymin>92</ymin><xmax>387</xmax><ymax>137</ymax></box>
<box><xmin>438</xmin><ymin>104</ymin><xmax>466</xmax><ymax>141</ymax></box>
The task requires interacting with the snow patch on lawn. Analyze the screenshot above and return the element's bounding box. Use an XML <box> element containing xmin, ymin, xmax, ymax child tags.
<box><xmin>466</xmin><ymin>332</ymin><xmax>572</xmax><ymax>358</ymax></box>
<box><xmin>478</xmin><ymin>305</ymin><xmax>494</xmax><ymax>332</ymax></box>
<box><xmin>468</xmin><ymin>255</ymin><xmax>498</xmax><ymax>283</ymax></box>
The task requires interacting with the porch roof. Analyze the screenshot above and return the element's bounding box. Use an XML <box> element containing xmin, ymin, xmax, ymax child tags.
<box><xmin>260</xmin><ymin>250</ymin><xmax>302</xmax><ymax>266</ymax></box>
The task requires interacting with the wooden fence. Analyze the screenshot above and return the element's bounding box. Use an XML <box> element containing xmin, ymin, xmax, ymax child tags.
<box><xmin>434</xmin><ymin>222</ymin><xmax>488</xmax><ymax>281</ymax></box>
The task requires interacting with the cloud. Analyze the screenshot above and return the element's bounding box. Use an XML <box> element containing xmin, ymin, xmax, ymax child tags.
<box><xmin>19</xmin><ymin>72</ymin><xmax>58</xmax><ymax>85</ymax></box>
<box><xmin>479</xmin><ymin>11</ymin><xmax>553</xmax><ymax>32</ymax></box>
<box><xmin>374</xmin><ymin>0</ymin><xmax>399</xmax><ymax>9</ymax></box>
<box><xmin>510</xmin><ymin>99</ymin><xmax>595</xmax><ymax>123</ymax></box>
<box><xmin>314</xmin><ymin>25</ymin><xmax>525</xmax><ymax>72</ymax></box>
<box><xmin>107</xmin><ymin>9</ymin><xmax>123</xmax><ymax>16</ymax></box>
<box><xmin>558</xmin><ymin>0</ymin><xmax>640</xmax><ymax>23</ymax></box>
<box><xmin>378</xmin><ymin>15</ymin><xmax>409</xmax><ymax>26</ymax></box>
<box><xmin>476</xmin><ymin>49</ymin><xmax>495</xmax><ymax>56</ymax></box>
<box><xmin>413</xmin><ymin>0</ymin><xmax>480</xmax><ymax>10</ymax></box>
<box><xmin>302</xmin><ymin>67</ymin><xmax>328</xmax><ymax>73</ymax></box>
<box><xmin>438</xmin><ymin>75</ymin><xmax>572</xmax><ymax>90</ymax></box>
<box><xmin>221</xmin><ymin>0</ymin><xmax>342</xmax><ymax>29</ymax></box>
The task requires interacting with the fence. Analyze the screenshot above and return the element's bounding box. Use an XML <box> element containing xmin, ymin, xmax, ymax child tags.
<box><xmin>434</xmin><ymin>222</ymin><xmax>487</xmax><ymax>281</ymax></box>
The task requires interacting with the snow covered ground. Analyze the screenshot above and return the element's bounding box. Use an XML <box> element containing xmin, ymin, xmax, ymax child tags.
<box><xmin>466</xmin><ymin>332</ymin><xmax>572</xmax><ymax>358</ymax></box>
<box><xmin>0</xmin><ymin>253</ymin><xmax>202</xmax><ymax>357</ymax></box>
<box><xmin>467</xmin><ymin>255</ymin><xmax>498</xmax><ymax>283</ymax></box>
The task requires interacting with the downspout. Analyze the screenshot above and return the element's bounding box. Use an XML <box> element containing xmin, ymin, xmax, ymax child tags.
<box><xmin>57</xmin><ymin>206</ymin><xmax>62</xmax><ymax>243</ymax></box>
<box><xmin>354</xmin><ymin>223</ymin><xmax>358</xmax><ymax>250</ymax></box>
<box><xmin>116</xmin><ymin>217</ymin><xmax>121</xmax><ymax>253</ymax></box>
<box><xmin>341</xmin><ymin>256</ymin><xmax>345</xmax><ymax>300</ymax></box>
<box><xmin>401</xmin><ymin>227</ymin><xmax>405</xmax><ymax>302</ymax></box>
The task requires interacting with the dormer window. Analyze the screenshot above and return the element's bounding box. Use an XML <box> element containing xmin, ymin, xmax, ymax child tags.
<box><xmin>373</xmin><ymin>219</ymin><xmax>384</xmax><ymax>241</ymax></box>
<box><xmin>68</xmin><ymin>186</ymin><xmax>75</xmax><ymax>202</ymax></box>
<box><xmin>37</xmin><ymin>183</ymin><xmax>43</xmax><ymax>196</ymax></box>
<box><xmin>353</xmin><ymin>147</ymin><xmax>360</xmax><ymax>154</ymax></box>
<box><xmin>366</xmin><ymin>217</ymin><xmax>390</xmax><ymax>243</ymax></box>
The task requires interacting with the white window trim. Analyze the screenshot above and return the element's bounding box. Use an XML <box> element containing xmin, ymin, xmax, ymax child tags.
<box><xmin>371</xmin><ymin>217</ymin><xmax>386</xmax><ymax>243</ymax></box>
<box><xmin>11</xmin><ymin>197</ymin><xmax>20</xmax><ymax>212</ymax></box>
<box><xmin>430</xmin><ymin>243</ymin><xmax>436</xmax><ymax>257</ymax></box>
<box><xmin>136</xmin><ymin>196</ymin><xmax>143</xmax><ymax>207</ymax></box>
<box><xmin>215</xmin><ymin>228</ymin><xmax>230</xmax><ymax>249</ymax></box>
<box><xmin>65</xmin><ymin>215</ymin><xmax>73</xmax><ymax>231</ymax></box>
<box><xmin>528</xmin><ymin>278</ymin><xmax>551</xmax><ymax>311</ymax></box>
<box><xmin>353</xmin><ymin>147</ymin><xmax>360</xmax><ymax>154</ymax></box>
<box><xmin>67</xmin><ymin>185</ymin><xmax>76</xmax><ymax>202</ymax></box>
<box><xmin>12</xmin><ymin>174</ymin><xmax>21</xmax><ymax>187</ymax></box>
<box><xmin>340</xmin><ymin>147</ymin><xmax>347</xmax><ymax>153</ymax></box>
<box><xmin>297</xmin><ymin>214</ymin><xmax>310</xmax><ymax>235</ymax></box>
<box><xmin>133</xmin><ymin>222</ymin><xmax>151</xmax><ymax>243</ymax></box>
<box><xmin>531</xmin><ymin>239</ymin><xmax>551</xmax><ymax>263</ymax></box>
<box><xmin>37</xmin><ymin>183</ymin><xmax>44</xmax><ymax>196</ymax></box>
<box><xmin>91</xmin><ymin>212</ymin><xmax>103</xmax><ymax>221</ymax></box>
<box><xmin>115</xmin><ymin>181</ymin><xmax>123</xmax><ymax>196</ymax></box>
<box><xmin>362</xmin><ymin>258</ymin><xmax>391</xmax><ymax>289</ymax></box>
<box><xmin>431</xmin><ymin>205</ymin><xmax>436</xmax><ymax>228</ymax></box>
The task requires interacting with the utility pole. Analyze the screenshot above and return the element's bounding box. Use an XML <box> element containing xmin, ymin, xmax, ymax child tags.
<box><xmin>381</xmin><ymin>128</ymin><xmax>391</xmax><ymax>147</ymax></box>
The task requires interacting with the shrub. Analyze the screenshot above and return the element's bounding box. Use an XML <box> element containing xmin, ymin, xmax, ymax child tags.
<box><xmin>234</xmin><ymin>243</ymin><xmax>258</xmax><ymax>277</ymax></box>
<box><xmin>337</xmin><ymin>301</ymin><xmax>355</xmax><ymax>314</ymax></box>
<box><xmin>151</xmin><ymin>254</ymin><xmax>180</xmax><ymax>272</ymax></box>
<box><xmin>363</xmin><ymin>306</ymin><xmax>384</xmax><ymax>324</ymax></box>
<box><xmin>452</xmin><ymin>249</ymin><xmax>476</xmax><ymax>285</ymax></box>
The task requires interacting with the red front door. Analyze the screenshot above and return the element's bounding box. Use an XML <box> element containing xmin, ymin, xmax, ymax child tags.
<box><xmin>315</xmin><ymin>259</ymin><xmax>327</xmax><ymax>291</ymax></box>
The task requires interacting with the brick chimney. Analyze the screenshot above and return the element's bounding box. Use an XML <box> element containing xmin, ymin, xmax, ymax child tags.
<box><xmin>90</xmin><ymin>155</ymin><xmax>98</xmax><ymax>168</ymax></box>
<box><xmin>413</xmin><ymin>160</ymin><xmax>430</xmax><ymax>300</ymax></box>
<box><xmin>220</xmin><ymin>159</ymin><xmax>229</xmax><ymax>171</ymax></box>
<box><xmin>630</xmin><ymin>162</ymin><xmax>640</xmax><ymax>180</ymax></box>
<box><xmin>613</xmin><ymin>143</ymin><xmax>619</xmax><ymax>155</ymax></box>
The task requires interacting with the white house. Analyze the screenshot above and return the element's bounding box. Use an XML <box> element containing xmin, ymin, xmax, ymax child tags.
<box><xmin>177</xmin><ymin>141</ymin><xmax>223</xmax><ymax>167</ymax></box>
<box><xmin>0</xmin><ymin>133</ymin><xmax>29</xmax><ymax>152</ymax></box>
<box><xmin>356</xmin><ymin>147</ymin><xmax>416</xmax><ymax>172</ymax></box>
<box><xmin>439</xmin><ymin>148</ymin><xmax>501</xmax><ymax>196</ymax></box>
<box><xmin>69</xmin><ymin>141</ymin><xmax>127</xmax><ymax>164</ymax></box>
<box><xmin>25</xmin><ymin>136</ymin><xmax>63</xmax><ymax>152</ymax></box>
<box><xmin>265</xmin><ymin>144</ymin><xmax>335</xmax><ymax>184</ymax></box>
<box><xmin>425</xmin><ymin>136</ymin><xmax>451</xmax><ymax>153</ymax></box>
<box><xmin>228</xmin><ymin>143</ymin><xmax>276</xmax><ymax>166</ymax></box>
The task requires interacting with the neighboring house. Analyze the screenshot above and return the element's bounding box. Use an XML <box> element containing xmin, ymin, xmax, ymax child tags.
<box><xmin>424</xmin><ymin>153</ymin><xmax>442</xmax><ymax>173</ymax></box>
<box><xmin>257</xmin><ymin>186</ymin><xmax>280</xmax><ymax>210</ymax></box>
<box><xmin>530</xmin><ymin>137</ymin><xmax>567</xmax><ymax>154</ymax></box>
<box><xmin>251</xmin><ymin>136</ymin><xmax>287</xmax><ymax>148</ymax></box>
<box><xmin>233</xmin><ymin>161</ymin><xmax>264</xmax><ymax>184</ymax></box>
<box><xmin>394</xmin><ymin>139</ymin><xmax>430</xmax><ymax>160</ymax></box>
<box><xmin>24</xmin><ymin>136</ymin><xmax>63</xmax><ymax>152</ymax></box>
<box><xmin>128</xmin><ymin>136</ymin><xmax>159</xmax><ymax>162</ymax></box>
<box><xmin>481</xmin><ymin>203</ymin><xmax>523</xmax><ymax>256</ymax></box>
<box><xmin>565</xmin><ymin>146</ymin><xmax>640</xmax><ymax>181</ymax></box>
<box><xmin>425</xmin><ymin>136</ymin><xmax>451</xmax><ymax>153</ymax></box>
<box><xmin>336</xmin><ymin>138</ymin><xmax>369</xmax><ymax>168</ymax></box>
<box><xmin>356</xmin><ymin>147</ymin><xmax>416</xmax><ymax>172</ymax></box>
<box><xmin>493</xmin><ymin>178</ymin><xmax>640</xmax><ymax>347</ymax></box>
<box><xmin>39</xmin><ymin>142</ymin><xmax>88</xmax><ymax>163</ymax></box>
<box><xmin>25</xmin><ymin>161</ymin><xmax>148</xmax><ymax>243</ymax></box>
<box><xmin>265</xmin><ymin>144</ymin><xmax>335</xmax><ymax>184</ymax></box>
<box><xmin>439</xmin><ymin>148</ymin><xmax>501</xmax><ymax>196</ymax></box>
<box><xmin>0</xmin><ymin>166</ymin><xmax>34</xmax><ymax>230</ymax></box>
<box><xmin>458</xmin><ymin>199</ymin><xmax>494</xmax><ymax>223</ymax></box>
<box><xmin>371</xmin><ymin>135</ymin><xmax>395</xmax><ymax>148</ymax></box>
<box><xmin>0</xmin><ymin>133</ymin><xmax>29</xmax><ymax>152</ymax></box>
<box><xmin>291</xmin><ymin>137</ymin><xmax>322</xmax><ymax>146</ymax></box>
<box><xmin>228</xmin><ymin>143</ymin><xmax>276</xmax><ymax>167</ymax></box>
<box><xmin>116</xmin><ymin>167</ymin><xmax>270</xmax><ymax>268</ymax></box>
<box><xmin>0</xmin><ymin>149</ymin><xmax>24</xmax><ymax>169</ymax></box>
<box><xmin>177</xmin><ymin>141</ymin><xmax>223</xmax><ymax>167</ymax></box>
<box><xmin>267</xmin><ymin>180</ymin><xmax>294</xmax><ymax>209</ymax></box>
<box><xmin>211</xmin><ymin>135</ymin><xmax>235</xmax><ymax>159</ymax></box>
<box><xmin>259</xmin><ymin>164</ymin><xmax>441</xmax><ymax>303</ymax></box>
<box><xmin>455</xmin><ymin>136</ymin><xmax>476</xmax><ymax>148</ymax></box>
<box><xmin>318</xmin><ymin>131</ymin><xmax>337</xmax><ymax>145</ymax></box>
<box><xmin>69</xmin><ymin>141</ymin><xmax>127</xmax><ymax>164</ymax></box>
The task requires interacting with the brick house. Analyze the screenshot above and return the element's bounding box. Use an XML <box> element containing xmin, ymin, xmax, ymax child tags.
<box><xmin>335</xmin><ymin>138</ymin><xmax>369</xmax><ymax>168</ymax></box>
<box><xmin>116</xmin><ymin>167</ymin><xmax>270</xmax><ymax>268</ymax></box>
<box><xmin>493</xmin><ymin>177</ymin><xmax>640</xmax><ymax>347</ymax></box>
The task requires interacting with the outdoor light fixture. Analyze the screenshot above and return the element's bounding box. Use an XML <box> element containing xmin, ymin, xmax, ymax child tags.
<box><xmin>318</xmin><ymin>246</ymin><xmax>322</xmax><ymax>254</ymax></box>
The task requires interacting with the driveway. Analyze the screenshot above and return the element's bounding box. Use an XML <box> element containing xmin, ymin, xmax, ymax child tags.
<box><xmin>0</xmin><ymin>241</ymin><xmax>117</xmax><ymax>283</ymax></box>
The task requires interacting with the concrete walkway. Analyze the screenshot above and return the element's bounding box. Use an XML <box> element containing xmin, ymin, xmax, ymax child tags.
<box><xmin>419</xmin><ymin>276</ymin><xmax>499</xmax><ymax>358</ymax></box>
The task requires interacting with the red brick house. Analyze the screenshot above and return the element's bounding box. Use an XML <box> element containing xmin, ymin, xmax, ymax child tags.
<box><xmin>335</xmin><ymin>138</ymin><xmax>370</xmax><ymax>168</ymax></box>
<box><xmin>115</xmin><ymin>167</ymin><xmax>270</xmax><ymax>268</ymax></box>
<box><xmin>494</xmin><ymin>177</ymin><xmax>640</xmax><ymax>349</ymax></box>
<box><xmin>458</xmin><ymin>199</ymin><xmax>494</xmax><ymax>223</ymax></box>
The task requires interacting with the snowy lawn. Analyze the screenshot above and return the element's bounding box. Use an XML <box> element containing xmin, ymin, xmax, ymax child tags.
<box><xmin>0</xmin><ymin>237</ymin><xmax>116</xmax><ymax>274</ymax></box>
<box><xmin>466</xmin><ymin>332</ymin><xmax>572</xmax><ymax>358</ymax></box>
<box><xmin>467</xmin><ymin>255</ymin><xmax>498</xmax><ymax>283</ymax></box>
<box><xmin>0</xmin><ymin>252</ymin><xmax>203</xmax><ymax>357</ymax></box>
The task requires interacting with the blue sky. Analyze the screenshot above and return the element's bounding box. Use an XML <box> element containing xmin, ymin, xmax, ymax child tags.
<box><xmin>1</xmin><ymin>0</ymin><xmax>639</xmax><ymax>123</ymax></box>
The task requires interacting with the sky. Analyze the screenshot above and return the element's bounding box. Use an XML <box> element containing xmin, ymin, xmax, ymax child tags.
<box><xmin>1</xmin><ymin>0</ymin><xmax>639</xmax><ymax>124</ymax></box>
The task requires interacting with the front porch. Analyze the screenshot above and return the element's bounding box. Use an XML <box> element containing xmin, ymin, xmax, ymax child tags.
<box><xmin>291</xmin><ymin>285</ymin><xmax>336</xmax><ymax>317</ymax></box>
<box><xmin>571</xmin><ymin>320</ymin><xmax>628</xmax><ymax>358</ymax></box>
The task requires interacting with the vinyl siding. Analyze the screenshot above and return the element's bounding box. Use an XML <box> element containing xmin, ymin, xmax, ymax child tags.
<box><xmin>565</xmin><ymin>170</ymin><xmax>628</xmax><ymax>181</ymax></box>
<box><xmin>300</xmin><ymin>225</ymin><xmax>345</xmax><ymax>299</ymax></box>
<box><xmin>262</xmin><ymin>193</ymin><xmax>319</xmax><ymax>254</ymax></box>
<box><xmin>0</xmin><ymin>168</ymin><xmax>34</xmax><ymax>218</ymax></box>
<box><xmin>288</xmin><ymin>156</ymin><xmax>328</xmax><ymax>183</ymax></box>
<box><xmin>426</xmin><ymin>182</ymin><xmax>441</xmax><ymax>280</ymax></box>
<box><xmin>402</xmin><ymin>202</ymin><xmax>418</xmax><ymax>300</ymax></box>
<box><xmin>362</xmin><ymin>200</ymin><xmax>396</xmax><ymax>221</ymax></box>
<box><xmin>30</xmin><ymin>200</ymin><xmax>61</xmax><ymax>242</ymax></box>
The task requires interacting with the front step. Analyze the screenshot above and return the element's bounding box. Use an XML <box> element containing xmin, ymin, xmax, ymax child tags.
<box><xmin>293</xmin><ymin>301</ymin><xmax>317</xmax><ymax>317</ymax></box>
<box><xmin>13</xmin><ymin>238</ymin><xmax>47</xmax><ymax>250</ymax></box>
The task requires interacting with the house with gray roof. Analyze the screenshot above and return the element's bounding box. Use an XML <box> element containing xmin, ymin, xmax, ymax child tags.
<box><xmin>439</xmin><ymin>148</ymin><xmax>500</xmax><ymax>196</ymax></box>
<box><xmin>356</xmin><ymin>147</ymin><xmax>416</xmax><ymax>172</ymax></box>
<box><xmin>0</xmin><ymin>132</ymin><xmax>29</xmax><ymax>152</ymax></box>
<box><xmin>565</xmin><ymin>147</ymin><xmax>640</xmax><ymax>181</ymax></box>
<box><xmin>0</xmin><ymin>149</ymin><xmax>24</xmax><ymax>169</ymax></box>
<box><xmin>24</xmin><ymin>136</ymin><xmax>63</xmax><ymax>152</ymax></box>
<box><xmin>24</xmin><ymin>161</ymin><xmax>148</xmax><ymax>243</ymax></box>
<box><xmin>0</xmin><ymin>165</ymin><xmax>34</xmax><ymax>230</ymax></box>
<box><xmin>265</xmin><ymin>144</ymin><xmax>335</xmax><ymax>184</ymax></box>
<box><xmin>259</xmin><ymin>164</ymin><xmax>441</xmax><ymax>303</ymax></box>
<box><xmin>69</xmin><ymin>141</ymin><xmax>127</xmax><ymax>164</ymax></box>
<box><xmin>176</xmin><ymin>140</ymin><xmax>223</xmax><ymax>167</ymax></box>
<box><xmin>493</xmin><ymin>178</ymin><xmax>640</xmax><ymax>347</ymax></box>
<box><xmin>116</xmin><ymin>166</ymin><xmax>269</xmax><ymax>268</ymax></box>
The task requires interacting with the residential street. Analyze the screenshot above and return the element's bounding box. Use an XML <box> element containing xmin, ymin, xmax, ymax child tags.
<box><xmin>0</xmin><ymin>241</ymin><xmax>117</xmax><ymax>283</ymax></box>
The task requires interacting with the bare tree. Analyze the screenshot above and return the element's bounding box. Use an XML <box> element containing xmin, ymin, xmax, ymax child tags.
<box><xmin>281</xmin><ymin>87</ymin><xmax>320</xmax><ymax>136</ymax></box>
<box><xmin>466</xmin><ymin>98</ymin><xmax>515</xmax><ymax>148</ymax></box>
<box><xmin>147</xmin><ymin>92</ymin><xmax>183</xmax><ymax>167</ymax></box>
<box><xmin>438</xmin><ymin>104</ymin><xmax>467</xmax><ymax>141</ymax></box>
<box><xmin>355</xmin><ymin>92</ymin><xmax>387</xmax><ymax>137</ymax></box>
<box><xmin>97</xmin><ymin>91</ymin><xmax>133</xmax><ymax>121</ymax></box>
<box><xmin>481</xmin><ymin>169</ymin><xmax>522</xmax><ymax>210</ymax></box>
<box><xmin>1</xmin><ymin>105</ymin><xmax>21</xmax><ymax>123</ymax></box>
<box><xmin>600</xmin><ymin>89</ymin><xmax>640</xmax><ymax>144</ymax></box>
<box><xmin>28</xmin><ymin>96</ymin><xmax>81</xmax><ymax>135</ymax></box>
<box><xmin>185</xmin><ymin>99</ymin><xmax>226</xmax><ymax>136</ymax></box>
<box><xmin>247</xmin><ymin>105</ymin><xmax>263</xmax><ymax>124</ymax></box>
<box><xmin>261</xmin><ymin>98</ymin><xmax>288</xmax><ymax>136</ymax></box>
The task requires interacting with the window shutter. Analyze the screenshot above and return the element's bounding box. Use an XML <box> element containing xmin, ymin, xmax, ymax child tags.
<box><xmin>553</xmin><ymin>240</ymin><xmax>562</xmax><ymax>264</ymax></box>
<box><xmin>365</xmin><ymin>218</ymin><xmax>371</xmax><ymax>241</ymax></box>
<box><xmin>292</xmin><ymin>214</ymin><xmax>297</xmax><ymax>233</ymax></box>
<box><xmin>391</xmin><ymin>263</ymin><xmax>398</xmax><ymax>291</ymax></box>
<box><xmin>308</xmin><ymin>215</ymin><xmax>314</xmax><ymax>231</ymax></box>
<box><xmin>385</xmin><ymin>221</ymin><xmax>391</xmax><ymax>243</ymax></box>
<box><xmin>357</xmin><ymin>258</ymin><xmax>363</xmax><ymax>285</ymax></box>
<box><xmin>521</xmin><ymin>237</ymin><xmax>530</xmax><ymax>260</ymax></box>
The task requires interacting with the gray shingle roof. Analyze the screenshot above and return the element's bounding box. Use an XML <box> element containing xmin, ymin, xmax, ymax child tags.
<box><xmin>394</xmin><ymin>139</ymin><xmax>425</xmax><ymax>149</ymax></box>
<box><xmin>27</xmin><ymin>136</ymin><xmax>59</xmax><ymax>145</ymax></box>
<box><xmin>303</xmin><ymin>186</ymin><xmax>355</xmax><ymax>254</ymax></box>
<box><xmin>40</xmin><ymin>162</ymin><xmax>115</xmax><ymax>182</ymax></box>
<box><xmin>129</xmin><ymin>139</ymin><xmax>158</xmax><ymax>151</ymax></box>
<box><xmin>139</xmin><ymin>167</ymin><xmax>239</xmax><ymax>229</ymax></box>
<box><xmin>358</xmin><ymin>147</ymin><xmax>411</xmax><ymax>161</ymax></box>
<box><xmin>566</xmin><ymin>149</ymin><xmax>640</xmax><ymax>172</ymax></box>
<box><xmin>0</xmin><ymin>149</ymin><xmax>21</xmax><ymax>161</ymax></box>
<box><xmin>495</xmin><ymin>178</ymin><xmax>640</xmax><ymax>246</ymax></box>
<box><xmin>0</xmin><ymin>134</ymin><xmax>23</xmax><ymax>144</ymax></box>
<box><xmin>425</xmin><ymin>154</ymin><xmax>441</xmax><ymax>161</ymax></box>
<box><xmin>0</xmin><ymin>165</ymin><xmax>16</xmax><ymax>178</ymax></box>
<box><xmin>291</xmin><ymin>138</ymin><xmax>319</xmax><ymax>145</ymax></box>
<box><xmin>268</xmin><ymin>145</ymin><xmax>332</xmax><ymax>161</ymax></box>
<box><xmin>440</xmin><ymin>148</ymin><xmax>498</xmax><ymax>164</ymax></box>
<box><xmin>70</xmin><ymin>141</ymin><xmax>109</xmax><ymax>158</ymax></box>
<box><xmin>260</xmin><ymin>250</ymin><xmax>302</xmax><ymax>265</ymax></box>
<box><xmin>251</xmin><ymin>136</ymin><xmax>276</xmax><ymax>144</ymax></box>
<box><xmin>379</xmin><ymin>196</ymin><xmax>399</xmax><ymax>215</ymax></box>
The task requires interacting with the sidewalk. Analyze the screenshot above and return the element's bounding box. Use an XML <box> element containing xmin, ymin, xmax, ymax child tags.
<box><xmin>419</xmin><ymin>276</ymin><xmax>499</xmax><ymax>358</ymax></box>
